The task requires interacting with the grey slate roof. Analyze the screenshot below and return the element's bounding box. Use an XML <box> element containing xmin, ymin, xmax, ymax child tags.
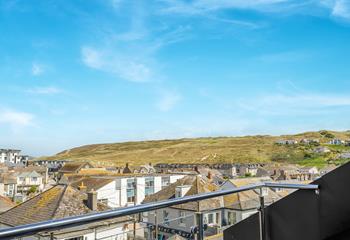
<box><xmin>143</xmin><ymin>175</ymin><xmax>222</xmax><ymax>212</ymax></box>
<box><xmin>0</xmin><ymin>185</ymin><xmax>110</xmax><ymax>226</ymax></box>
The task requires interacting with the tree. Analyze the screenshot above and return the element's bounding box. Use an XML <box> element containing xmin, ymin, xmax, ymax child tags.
<box><xmin>28</xmin><ymin>186</ymin><xmax>37</xmax><ymax>195</ymax></box>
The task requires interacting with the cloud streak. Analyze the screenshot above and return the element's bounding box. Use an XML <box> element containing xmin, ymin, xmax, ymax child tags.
<box><xmin>81</xmin><ymin>46</ymin><xmax>153</xmax><ymax>82</ymax></box>
<box><xmin>0</xmin><ymin>110</ymin><xmax>34</xmax><ymax>128</ymax></box>
<box><xmin>31</xmin><ymin>62</ymin><xmax>45</xmax><ymax>76</ymax></box>
<box><xmin>160</xmin><ymin>0</ymin><xmax>350</xmax><ymax>22</ymax></box>
<box><xmin>27</xmin><ymin>86</ymin><xmax>62</xmax><ymax>95</ymax></box>
<box><xmin>331</xmin><ymin>0</ymin><xmax>350</xmax><ymax>19</ymax></box>
<box><xmin>157</xmin><ymin>90</ymin><xmax>182</xmax><ymax>111</ymax></box>
<box><xmin>236</xmin><ymin>93</ymin><xmax>350</xmax><ymax>116</ymax></box>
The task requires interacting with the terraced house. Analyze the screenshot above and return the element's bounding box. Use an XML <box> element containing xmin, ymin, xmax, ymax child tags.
<box><xmin>68</xmin><ymin>173</ymin><xmax>186</xmax><ymax>208</ymax></box>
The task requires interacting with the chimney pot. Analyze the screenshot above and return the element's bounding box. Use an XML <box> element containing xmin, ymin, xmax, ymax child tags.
<box><xmin>208</xmin><ymin>171</ymin><xmax>212</xmax><ymax>179</ymax></box>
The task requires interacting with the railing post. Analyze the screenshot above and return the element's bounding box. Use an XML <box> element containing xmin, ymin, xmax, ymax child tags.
<box><xmin>195</xmin><ymin>212</ymin><xmax>204</xmax><ymax>240</ymax></box>
<box><xmin>133</xmin><ymin>179</ymin><xmax>137</xmax><ymax>240</ymax></box>
<box><xmin>259</xmin><ymin>187</ymin><xmax>266</xmax><ymax>240</ymax></box>
<box><xmin>154</xmin><ymin>211</ymin><xmax>158</xmax><ymax>240</ymax></box>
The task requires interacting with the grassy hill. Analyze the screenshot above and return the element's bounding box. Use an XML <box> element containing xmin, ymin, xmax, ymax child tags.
<box><xmin>39</xmin><ymin>130</ymin><xmax>350</xmax><ymax>168</ymax></box>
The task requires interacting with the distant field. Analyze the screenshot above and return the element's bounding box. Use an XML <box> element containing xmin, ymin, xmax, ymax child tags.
<box><xmin>39</xmin><ymin>130</ymin><xmax>350</xmax><ymax>168</ymax></box>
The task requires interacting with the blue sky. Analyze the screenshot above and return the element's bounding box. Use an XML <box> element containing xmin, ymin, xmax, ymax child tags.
<box><xmin>1</xmin><ymin>0</ymin><xmax>350</xmax><ymax>156</ymax></box>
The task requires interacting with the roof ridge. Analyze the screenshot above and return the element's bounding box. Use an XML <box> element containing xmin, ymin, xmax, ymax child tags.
<box><xmin>52</xmin><ymin>185</ymin><xmax>69</xmax><ymax>218</ymax></box>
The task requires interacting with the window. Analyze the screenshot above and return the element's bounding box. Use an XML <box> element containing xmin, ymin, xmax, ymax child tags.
<box><xmin>227</xmin><ymin>211</ymin><xmax>236</xmax><ymax>225</ymax></box>
<box><xmin>208</xmin><ymin>213</ymin><xmax>214</xmax><ymax>224</ymax></box>
<box><xmin>205</xmin><ymin>213</ymin><xmax>218</xmax><ymax>225</ymax></box>
<box><xmin>161</xmin><ymin>176</ymin><xmax>170</xmax><ymax>189</ymax></box>
<box><xmin>145</xmin><ymin>177</ymin><xmax>154</xmax><ymax>196</ymax></box>
<box><xmin>19</xmin><ymin>177</ymin><xmax>24</xmax><ymax>182</ymax></box>
<box><xmin>127</xmin><ymin>179</ymin><xmax>135</xmax><ymax>203</ymax></box>
<box><xmin>32</xmin><ymin>177</ymin><xmax>37</xmax><ymax>182</ymax></box>
<box><xmin>163</xmin><ymin>210</ymin><xmax>169</xmax><ymax>225</ymax></box>
<box><xmin>178</xmin><ymin>211</ymin><xmax>186</xmax><ymax>224</ymax></box>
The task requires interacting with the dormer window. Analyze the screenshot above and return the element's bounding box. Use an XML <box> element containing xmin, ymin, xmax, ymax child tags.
<box><xmin>175</xmin><ymin>185</ymin><xmax>191</xmax><ymax>198</ymax></box>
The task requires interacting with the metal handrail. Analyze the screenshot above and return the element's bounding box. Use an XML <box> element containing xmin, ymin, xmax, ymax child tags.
<box><xmin>0</xmin><ymin>182</ymin><xmax>318</xmax><ymax>239</ymax></box>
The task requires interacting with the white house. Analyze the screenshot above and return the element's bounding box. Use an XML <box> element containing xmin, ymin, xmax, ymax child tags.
<box><xmin>71</xmin><ymin>174</ymin><xmax>186</xmax><ymax>208</ymax></box>
<box><xmin>329</xmin><ymin>139</ymin><xmax>345</xmax><ymax>145</ymax></box>
<box><xmin>299</xmin><ymin>166</ymin><xmax>319</xmax><ymax>175</ymax></box>
<box><xmin>237</xmin><ymin>164</ymin><xmax>259</xmax><ymax>177</ymax></box>
<box><xmin>16</xmin><ymin>171</ymin><xmax>44</xmax><ymax>194</ymax></box>
<box><xmin>275</xmin><ymin>140</ymin><xmax>298</xmax><ymax>145</ymax></box>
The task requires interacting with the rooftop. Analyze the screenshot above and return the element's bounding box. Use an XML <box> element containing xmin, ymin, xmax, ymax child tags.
<box><xmin>143</xmin><ymin>175</ymin><xmax>222</xmax><ymax>212</ymax></box>
<box><xmin>0</xmin><ymin>185</ymin><xmax>109</xmax><ymax>227</ymax></box>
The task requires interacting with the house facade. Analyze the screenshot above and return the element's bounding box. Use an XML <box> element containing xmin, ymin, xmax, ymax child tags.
<box><xmin>0</xmin><ymin>149</ymin><xmax>29</xmax><ymax>165</ymax></box>
<box><xmin>0</xmin><ymin>173</ymin><xmax>17</xmax><ymax>198</ymax></box>
<box><xmin>142</xmin><ymin>175</ymin><xmax>227</xmax><ymax>239</ymax></box>
<box><xmin>71</xmin><ymin>174</ymin><xmax>186</xmax><ymax>208</ymax></box>
<box><xmin>16</xmin><ymin>171</ymin><xmax>44</xmax><ymax>194</ymax></box>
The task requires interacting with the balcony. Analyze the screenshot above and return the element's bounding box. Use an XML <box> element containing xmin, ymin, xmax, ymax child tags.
<box><xmin>0</xmin><ymin>181</ymin><xmax>318</xmax><ymax>240</ymax></box>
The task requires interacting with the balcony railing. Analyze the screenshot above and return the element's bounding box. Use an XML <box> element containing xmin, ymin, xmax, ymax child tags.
<box><xmin>0</xmin><ymin>182</ymin><xmax>319</xmax><ymax>240</ymax></box>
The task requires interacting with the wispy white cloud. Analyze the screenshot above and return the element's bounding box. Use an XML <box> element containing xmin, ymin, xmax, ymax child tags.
<box><xmin>160</xmin><ymin>0</ymin><xmax>350</xmax><ymax>23</ymax></box>
<box><xmin>332</xmin><ymin>0</ymin><xmax>350</xmax><ymax>19</ymax></box>
<box><xmin>257</xmin><ymin>50</ymin><xmax>311</xmax><ymax>63</ymax></box>
<box><xmin>157</xmin><ymin>90</ymin><xmax>182</xmax><ymax>111</ymax></box>
<box><xmin>236</xmin><ymin>93</ymin><xmax>350</xmax><ymax>116</ymax></box>
<box><xmin>158</xmin><ymin>0</ymin><xmax>307</xmax><ymax>16</ymax></box>
<box><xmin>81</xmin><ymin>47</ymin><xmax>104</xmax><ymax>69</ymax></box>
<box><xmin>0</xmin><ymin>110</ymin><xmax>34</xmax><ymax>128</ymax></box>
<box><xmin>81</xmin><ymin>46</ymin><xmax>153</xmax><ymax>82</ymax></box>
<box><xmin>31</xmin><ymin>62</ymin><xmax>45</xmax><ymax>76</ymax></box>
<box><xmin>27</xmin><ymin>86</ymin><xmax>62</xmax><ymax>95</ymax></box>
<box><xmin>110</xmin><ymin>0</ymin><xmax>123</xmax><ymax>9</ymax></box>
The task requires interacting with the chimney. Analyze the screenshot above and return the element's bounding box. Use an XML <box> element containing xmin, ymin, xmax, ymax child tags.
<box><xmin>207</xmin><ymin>171</ymin><xmax>212</xmax><ymax>180</ymax></box>
<box><xmin>194</xmin><ymin>166</ymin><xmax>199</xmax><ymax>173</ymax></box>
<box><xmin>87</xmin><ymin>190</ymin><xmax>97</xmax><ymax>211</ymax></box>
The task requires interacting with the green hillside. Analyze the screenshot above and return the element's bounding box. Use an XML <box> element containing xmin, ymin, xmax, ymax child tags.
<box><xmin>39</xmin><ymin>130</ymin><xmax>350</xmax><ymax>168</ymax></box>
